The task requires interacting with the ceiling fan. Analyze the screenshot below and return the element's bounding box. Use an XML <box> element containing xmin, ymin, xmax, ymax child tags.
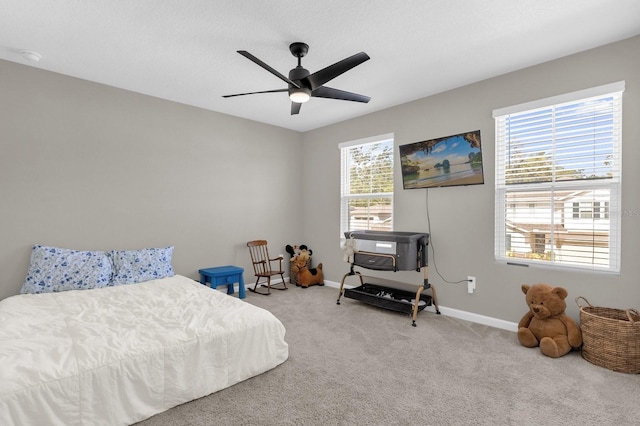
<box><xmin>223</xmin><ymin>42</ymin><xmax>371</xmax><ymax>115</ymax></box>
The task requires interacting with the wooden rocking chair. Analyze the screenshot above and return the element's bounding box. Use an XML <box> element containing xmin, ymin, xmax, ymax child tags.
<box><xmin>247</xmin><ymin>240</ymin><xmax>287</xmax><ymax>295</ymax></box>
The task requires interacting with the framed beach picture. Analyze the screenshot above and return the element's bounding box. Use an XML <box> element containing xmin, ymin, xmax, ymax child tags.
<box><xmin>399</xmin><ymin>130</ymin><xmax>484</xmax><ymax>189</ymax></box>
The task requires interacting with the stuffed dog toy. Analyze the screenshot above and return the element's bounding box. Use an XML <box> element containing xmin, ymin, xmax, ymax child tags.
<box><xmin>291</xmin><ymin>249</ymin><xmax>324</xmax><ymax>288</ymax></box>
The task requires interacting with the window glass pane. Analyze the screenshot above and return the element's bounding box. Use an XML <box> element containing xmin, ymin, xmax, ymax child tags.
<box><xmin>503</xmin><ymin>188</ymin><xmax>612</xmax><ymax>268</ymax></box>
<box><xmin>501</xmin><ymin>96</ymin><xmax>618</xmax><ymax>186</ymax></box>
<box><xmin>346</xmin><ymin>198</ymin><xmax>393</xmax><ymax>232</ymax></box>
<box><xmin>341</xmin><ymin>138</ymin><xmax>393</xmax><ymax>236</ymax></box>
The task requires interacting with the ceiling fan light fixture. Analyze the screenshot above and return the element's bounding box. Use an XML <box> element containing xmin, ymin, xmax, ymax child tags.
<box><xmin>289</xmin><ymin>87</ymin><xmax>311</xmax><ymax>103</ymax></box>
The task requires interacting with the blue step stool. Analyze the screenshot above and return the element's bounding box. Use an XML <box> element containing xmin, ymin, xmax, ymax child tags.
<box><xmin>198</xmin><ymin>265</ymin><xmax>246</xmax><ymax>299</ymax></box>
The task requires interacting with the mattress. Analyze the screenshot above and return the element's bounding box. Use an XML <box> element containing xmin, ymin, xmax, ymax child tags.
<box><xmin>0</xmin><ymin>275</ymin><xmax>289</xmax><ymax>425</ymax></box>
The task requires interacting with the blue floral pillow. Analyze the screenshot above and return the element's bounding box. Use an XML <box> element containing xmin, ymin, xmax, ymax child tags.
<box><xmin>111</xmin><ymin>246</ymin><xmax>175</xmax><ymax>285</ymax></box>
<box><xmin>21</xmin><ymin>245</ymin><xmax>113</xmax><ymax>294</ymax></box>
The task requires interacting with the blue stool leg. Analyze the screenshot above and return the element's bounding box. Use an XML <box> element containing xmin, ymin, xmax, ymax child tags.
<box><xmin>227</xmin><ymin>283</ymin><xmax>234</xmax><ymax>295</ymax></box>
<box><xmin>238</xmin><ymin>275</ymin><xmax>246</xmax><ymax>299</ymax></box>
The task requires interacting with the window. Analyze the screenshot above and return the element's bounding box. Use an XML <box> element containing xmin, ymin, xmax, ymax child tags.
<box><xmin>340</xmin><ymin>134</ymin><xmax>394</xmax><ymax>237</ymax></box>
<box><xmin>572</xmin><ymin>201</ymin><xmax>610</xmax><ymax>220</ymax></box>
<box><xmin>494</xmin><ymin>82</ymin><xmax>623</xmax><ymax>272</ymax></box>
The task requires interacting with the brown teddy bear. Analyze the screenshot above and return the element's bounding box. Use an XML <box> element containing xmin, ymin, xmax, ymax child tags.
<box><xmin>518</xmin><ymin>283</ymin><xmax>582</xmax><ymax>358</ymax></box>
<box><xmin>291</xmin><ymin>249</ymin><xmax>324</xmax><ymax>288</ymax></box>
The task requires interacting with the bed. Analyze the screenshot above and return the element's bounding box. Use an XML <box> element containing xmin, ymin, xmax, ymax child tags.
<box><xmin>0</xmin><ymin>274</ymin><xmax>289</xmax><ymax>425</ymax></box>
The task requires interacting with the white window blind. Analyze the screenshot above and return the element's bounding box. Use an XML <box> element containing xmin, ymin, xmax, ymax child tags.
<box><xmin>340</xmin><ymin>135</ymin><xmax>394</xmax><ymax>237</ymax></box>
<box><xmin>494</xmin><ymin>82</ymin><xmax>623</xmax><ymax>272</ymax></box>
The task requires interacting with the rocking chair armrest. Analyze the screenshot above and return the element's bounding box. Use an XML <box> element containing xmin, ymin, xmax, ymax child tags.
<box><xmin>268</xmin><ymin>256</ymin><xmax>284</xmax><ymax>267</ymax></box>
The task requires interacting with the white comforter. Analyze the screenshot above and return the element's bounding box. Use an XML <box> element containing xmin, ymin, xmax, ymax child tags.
<box><xmin>0</xmin><ymin>275</ymin><xmax>288</xmax><ymax>425</ymax></box>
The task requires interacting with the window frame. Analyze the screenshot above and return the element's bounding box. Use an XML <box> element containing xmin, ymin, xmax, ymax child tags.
<box><xmin>339</xmin><ymin>134</ymin><xmax>394</xmax><ymax>239</ymax></box>
<box><xmin>493</xmin><ymin>82</ymin><xmax>624</xmax><ymax>273</ymax></box>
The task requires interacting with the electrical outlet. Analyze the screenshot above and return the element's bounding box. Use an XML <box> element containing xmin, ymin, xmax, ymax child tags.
<box><xmin>467</xmin><ymin>276</ymin><xmax>476</xmax><ymax>294</ymax></box>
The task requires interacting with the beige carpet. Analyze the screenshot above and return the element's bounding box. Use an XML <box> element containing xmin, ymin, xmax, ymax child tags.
<box><xmin>138</xmin><ymin>284</ymin><xmax>639</xmax><ymax>426</ymax></box>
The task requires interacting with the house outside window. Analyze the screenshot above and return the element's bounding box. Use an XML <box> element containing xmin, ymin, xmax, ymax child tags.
<box><xmin>340</xmin><ymin>134</ymin><xmax>394</xmax><ymax>237</ymax></box>
<box><xmin>494</xmin><ymin>82</ymin><xmax>624</xmax><ymax>272</ymax></box>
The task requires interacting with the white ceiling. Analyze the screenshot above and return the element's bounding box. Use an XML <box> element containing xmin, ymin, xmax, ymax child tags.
<box><xmin>1</xmin><ymin>1</ymin><xmax>639</xmax><ymax>132</ymax></box>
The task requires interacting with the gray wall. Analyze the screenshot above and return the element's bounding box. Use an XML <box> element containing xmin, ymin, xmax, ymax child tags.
<box><xmin>2</xmin><ymin>36</ymin><xmax>638</xmax><ymax>325</ymax></box>
<box><xmin>0</xmin><ymin>60</ymin><xmax>303</xmax><ymax>301</ymax></box>
<box><xmin>302</xmin><ymin>35</ymin><xmax>640</xmax><ymax>323</ymax></box>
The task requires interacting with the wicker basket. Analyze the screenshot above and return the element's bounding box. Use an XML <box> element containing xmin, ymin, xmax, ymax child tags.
<box><xmin>576</xmin><ymin>296</ymin><xmax>640</xmax><ymax>374</ymax></box>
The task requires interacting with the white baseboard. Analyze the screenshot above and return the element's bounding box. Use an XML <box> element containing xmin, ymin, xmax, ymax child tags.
<box><xmin>430</xmin><ymin>306</ymin><xmax>518</xmax><ymax>332</ymax></box>
<box><xmin>324</xmin><ymin>280</ymin><xmax>518</xmax><ymax>332</ymax></box>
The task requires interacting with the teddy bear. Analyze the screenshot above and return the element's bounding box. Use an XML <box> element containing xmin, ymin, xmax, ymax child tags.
<box><xmin>290</xmin><ymin>249</ymin><xmax>324</xmax><ymax>288</ymax></box>
<box><xmin>518</xmin><ymin>283</ymin><xmax>582</xmax><ymax>358</ymax></box>
<box><xmin>342</xmin><ymin>238</ymin><xmax>357</xmax><ymax>263</ymax></box>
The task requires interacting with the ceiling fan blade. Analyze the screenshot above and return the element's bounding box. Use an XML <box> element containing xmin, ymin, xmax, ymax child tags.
<box><xmin>237</xmin><ymin>50</ymin><xmax>300</xmax><ymax>89</ymax></box>
<box><xmin>303</xmin><ymin>52</ymin><xmax>370</xmax><ymax>90</ymax></box>
<box><xmin>291</xmin><ymin>102</ymin><xmax>302</xmax><ymax>115</ymax></box>
<box><xmin>311</xmin><ymin>86</ymin><xmax>371</xmax><ymax>103</ymax></box>
<box><xmin>222</xmin><ymin>88</ymin><xmax>288</xmax><ymax>98</ymax></box>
